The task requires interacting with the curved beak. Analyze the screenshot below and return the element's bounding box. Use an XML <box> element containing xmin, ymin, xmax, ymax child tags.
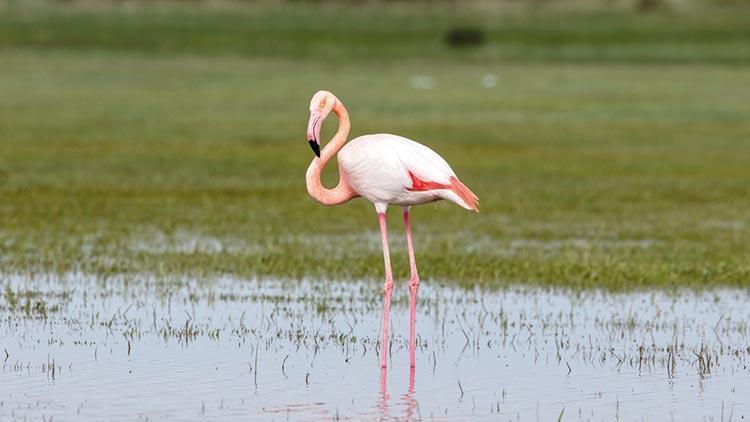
<box><xmin>307</xmin><ymin>112</ymin><xmax>322</xmax><ymax>158</ymax></box>
<box><xmin>308</xmin><ymin>139</ymin><xmax>320</xmax><ymax>158</ymax></box>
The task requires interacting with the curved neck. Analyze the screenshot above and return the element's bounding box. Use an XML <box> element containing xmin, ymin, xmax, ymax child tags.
<box><xmin>305</xmin><ymin>100</ymin><xmax>358</xmax><ymax>206</ymax></box>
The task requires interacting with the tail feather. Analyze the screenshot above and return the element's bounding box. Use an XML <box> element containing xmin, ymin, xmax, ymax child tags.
<box><xmin>449</xmin><ymin>177</ymin><xmax>479</xmax><ymax>212</ymax></box>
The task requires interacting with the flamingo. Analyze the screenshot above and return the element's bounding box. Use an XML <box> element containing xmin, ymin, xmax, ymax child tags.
<box><xmin>305</xmin><ymin>90</ymin><xmax>478</xmax><ymax>368</ymax></box>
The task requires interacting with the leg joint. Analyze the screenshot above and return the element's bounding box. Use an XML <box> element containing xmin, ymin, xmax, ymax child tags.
<box><xmin>383</xmin><ymin>280</ymin><xmax>394</xmax><ymax>293</ymax></box>
<box><xmin>409</xmin><ymin>276</ymin><xmax>420</xmax><ymax>288</ymax></box>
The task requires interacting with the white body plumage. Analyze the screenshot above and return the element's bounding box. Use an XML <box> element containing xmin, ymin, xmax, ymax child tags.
<box><xmin>337</xmin><ymin>134</ymin><xmax>475</xmax><ymax>213</ymax></box>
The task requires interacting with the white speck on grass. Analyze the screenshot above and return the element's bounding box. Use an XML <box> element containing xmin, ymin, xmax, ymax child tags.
<box><xmin>481</xmin><ymin>74</ymin><xmax>497</xmax><ymax>88</ymax></box>
<box><xmin>508</xmin><ymin>238</ymin><xmax>656</xmax><ymax>251</ymax></box>
<box><xmin>130</xmin><ymin>229</ymin><xmax>265</xmax><ymax>255</ymax></box>
<box><xmin>410</xmin><ymin>75</ymin><xmax>435</xmax><ymax>90</ymax></box>
<box><xmin>701</xmin><ymin>220</ymin><xmax>746</xmax><ymax>230</ymax></box>
<box><xmin>460</xmin><ymin>235</ymin><xmax>656</xmax><ymax>256</ymax></box>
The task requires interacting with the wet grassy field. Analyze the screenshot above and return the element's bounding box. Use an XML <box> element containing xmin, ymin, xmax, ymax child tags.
<box><xmin>0</xmin><ymin>2</ymin><xmax>749</xmax><ymax>289</ymax></box>
<box><xmin>2</xmin><ymin>2</ymin><xmax>750</xmax><ymax>420</ymax></box>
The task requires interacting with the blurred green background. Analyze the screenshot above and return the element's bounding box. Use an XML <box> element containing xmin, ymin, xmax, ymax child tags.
<box><xmin>0</xmin><ymin>0</ymin><xmax>748</xmax><ymax>289</ymax></box>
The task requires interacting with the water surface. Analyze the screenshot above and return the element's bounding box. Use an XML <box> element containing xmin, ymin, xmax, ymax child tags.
<box><xmin>2</xmin><ymin>274</ymin><xmax>749</xmax><ymax>420</ymax></box>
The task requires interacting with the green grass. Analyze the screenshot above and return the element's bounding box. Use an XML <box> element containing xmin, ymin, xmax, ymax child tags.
<box><xmin>0</xmin><ymin>2</ymin><xmax>749</xmax><ymax>289</ymax></box>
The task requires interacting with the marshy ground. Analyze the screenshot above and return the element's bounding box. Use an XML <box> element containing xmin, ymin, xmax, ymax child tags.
<box><xmin>3</xmin><ymin>274</ymin><xmax>750</xmax><ymax>420</ymax></box>
<box><xmin>1</xmin><ymin>1</ymin><xmax>749</xmax><ymax>420</ymax></box>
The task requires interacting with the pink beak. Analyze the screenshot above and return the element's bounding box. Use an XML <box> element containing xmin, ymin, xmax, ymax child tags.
<box><xmin>307</xmin><ymin>112</ymin><xmax>322</xmax><ymax>157</ymax></box>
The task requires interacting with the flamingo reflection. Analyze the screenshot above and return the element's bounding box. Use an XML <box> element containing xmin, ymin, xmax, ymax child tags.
<box><xmin>377</xmin><ymin>364</ymin><xmax>420</xmax><ymax>421</ymax></box>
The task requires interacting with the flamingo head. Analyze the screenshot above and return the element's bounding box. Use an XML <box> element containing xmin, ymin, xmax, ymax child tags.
<box><xmin>307</xmin><ymin>90</ymin><xmax>336</xmax><ymax>158</ymax></box>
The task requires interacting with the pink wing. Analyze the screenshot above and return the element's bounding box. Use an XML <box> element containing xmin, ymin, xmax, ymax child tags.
<box><xmin>407</xmin><ymin>171</ymin><xmax>479</xmax><ymax>212</ymax></box>
<box><xmin>384</xmin><ymin>135</ymin><xmax>478</xmax><ymax>212</ymax></box>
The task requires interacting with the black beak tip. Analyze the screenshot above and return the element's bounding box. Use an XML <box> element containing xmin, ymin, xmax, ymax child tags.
<box><xmin>308</xmin><ymin>139</ymin><xmax>321</xmax><ymax>158</ymax></box>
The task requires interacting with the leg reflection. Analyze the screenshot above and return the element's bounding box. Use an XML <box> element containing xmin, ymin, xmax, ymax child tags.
<box><xmin>377</xmin><ymin>365</ymin><xmax>391</xmax><ymax>420</ymax></box>
<box><xmin>400</xmin><ymin>364</ymin><xmax>419</xmax><ymax>421</ymax></box>
<box><xmin>376</xmin><ymin>364</ymin><xmax>420</xmax><ymax>420</ymax></box>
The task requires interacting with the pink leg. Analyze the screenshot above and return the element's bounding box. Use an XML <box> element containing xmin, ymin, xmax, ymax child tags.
<box><xmin>377</xmin><ymin>211</ymin><xmax>394</xmax><ymax>369</ymax></box>
<box><xmin>403</xmin><ymin>208</ymin><xmax>420</xmax><ymax>368</ymax></box>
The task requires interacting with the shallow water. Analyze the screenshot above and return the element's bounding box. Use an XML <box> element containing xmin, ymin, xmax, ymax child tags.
<box><xmin>2</xmin><ymin>274</ymin><xmax>749</xmax><ymax>421</ymax></box>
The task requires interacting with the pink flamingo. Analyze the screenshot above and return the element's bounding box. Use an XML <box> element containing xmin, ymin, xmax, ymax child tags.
<box><xmin>305</xmin><ymin>90</ymin><xmax>478</xmax><ymax>368</ymax></box>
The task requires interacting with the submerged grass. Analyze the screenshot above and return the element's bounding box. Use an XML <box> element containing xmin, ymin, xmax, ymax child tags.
<box><xmin>3</xmin><ymin>274</ymin><xmax>750</xmax><ymax>419</ymax></box>
<box><xmin>0</xmin><ymin>2</ymin><xmax>748</xmax><ymax>289</ymax></box>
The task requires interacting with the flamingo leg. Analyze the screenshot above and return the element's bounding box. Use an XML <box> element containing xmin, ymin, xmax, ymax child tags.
<box><xmin>377</xmin><ymin>211</ymin><xmax>394</xmax><ymax>368</ymax></box>
<box><xmin>403</xmin><ymin>208</ymin><xmax>420</xmax><ymax>368</ymax></box>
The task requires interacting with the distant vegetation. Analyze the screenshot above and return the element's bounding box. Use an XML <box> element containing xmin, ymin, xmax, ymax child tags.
<box><xmin>0</xmin><ymin>0</ymin><xmax>749</xmax><ymax>63</ymax></box>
